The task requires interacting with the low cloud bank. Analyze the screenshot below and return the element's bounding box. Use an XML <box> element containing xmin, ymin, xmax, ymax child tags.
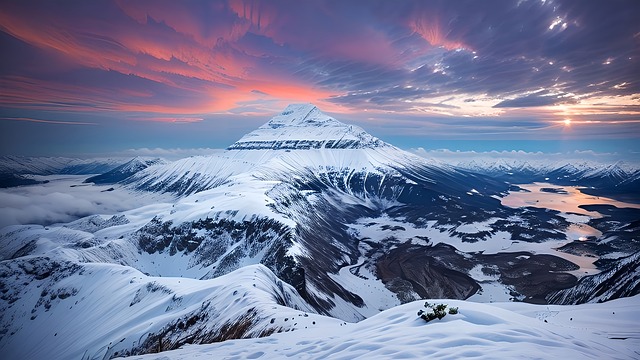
<box><xmin>0</xmin><ymin>176</ymin><xmax>170</xmax><ymax>228</ymax></box>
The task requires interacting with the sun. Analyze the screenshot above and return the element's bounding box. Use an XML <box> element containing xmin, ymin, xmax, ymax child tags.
<box><xmin>563</xmin><ymin>119</ymin><xmax>572</xmax><ymax>126</ymax></box>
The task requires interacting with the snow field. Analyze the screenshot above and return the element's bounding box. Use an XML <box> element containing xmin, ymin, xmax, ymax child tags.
<box><xmin>122</xmin><ymin>295</ymin><xmax>640</xmax><ymax>360</ymax></box>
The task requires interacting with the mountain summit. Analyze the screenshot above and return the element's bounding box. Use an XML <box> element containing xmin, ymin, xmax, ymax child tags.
<box><xmin>228</xmin><ymin>103</ymin><xmax>384</xmax><ymax>150</ymax></box>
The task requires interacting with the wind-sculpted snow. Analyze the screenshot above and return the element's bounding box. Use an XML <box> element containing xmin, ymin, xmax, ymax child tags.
<box><xmin>124</xmin><ymin>296</ymin><xmax>640</xmax><ymax>360</ymax></box>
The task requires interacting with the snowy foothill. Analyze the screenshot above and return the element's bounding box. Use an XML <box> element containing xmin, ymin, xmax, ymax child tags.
<box><xmin>0</xmin><ymin>263</ymin><xmax>334</xmax><ymax>360</ymax></box>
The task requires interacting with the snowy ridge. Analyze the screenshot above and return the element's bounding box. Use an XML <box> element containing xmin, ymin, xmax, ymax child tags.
<box><xmin>127</xmin><ymin>145</ymin><xmax>436</xmax><ymax>196</ymax></box>
<box><xmin>579</xmin><ymin>161</ymin><xmax>637</xmax><ymax>181</ymax></box>
<box><xmin>108</xmin><ymin>157</ymin><xmax>165</xmax><ymax>174</ymax></box>
<box><xmin>0</xmin><ymin>156</ymin><xmax>126</xmax><ymax>175</ymax></box>
<box><xmin>442</xmin><ymin>157</ymin><xmax>639</xmax><ymax>181</ymax></box>
<box><xmin>125</xmin><ymin>151</ymin><xmax>272</xmax><ymax>194</ymax></box>
<box><xmin>433</xmin><ymin>155</ymin><xmax>640</xmax><ymax>201</ymax></box>
<box><xmin>0</xmin><ymin>262</ymin><xmax>327</xmax><ymax>359</ymax></box>
<box><xmin>0</xmin><ymin>156</ymin><xmax>76</xmax><ymax>175</ymax></box>
<box><xmin>84</xmin><ymin>157</ymin><xmax>166</xmax><ymax>184</ymax></box>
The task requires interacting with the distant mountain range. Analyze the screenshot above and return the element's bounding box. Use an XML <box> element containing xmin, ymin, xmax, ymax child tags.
<box><xmin>446</xmin><ymin>158</ymin><xmax>639</xmax><ymax>201</ymax></box>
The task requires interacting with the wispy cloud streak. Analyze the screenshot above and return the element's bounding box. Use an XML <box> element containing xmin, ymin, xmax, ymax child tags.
<box><xmin>0</xmin><ymin>117</ymin><xmax>97</xmax><ymax>125</ymax></box>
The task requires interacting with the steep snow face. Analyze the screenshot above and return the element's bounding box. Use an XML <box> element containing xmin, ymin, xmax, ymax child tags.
<box><xmin>125</xmin><ymin>150</ymin><xmax>274</xmax><ymax>194</ymax></box>
<box><xmin>228</xmin><ymin>104</ymin><xmax>385</xmax><ymax>150</ymax></box>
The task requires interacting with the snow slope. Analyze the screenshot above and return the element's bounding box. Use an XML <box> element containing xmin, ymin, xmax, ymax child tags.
<box><xmin>0</xmin><ymin>263</ymin><xmax>330</xmax><ymax>360</ymax></box>
<box><xmin>123</xmin><ymin>295</ymin><xmax>640</xmax><ymax>360</ymax></box>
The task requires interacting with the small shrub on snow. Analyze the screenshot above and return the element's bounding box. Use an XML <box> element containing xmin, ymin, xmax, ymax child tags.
<box><xmin>418</xmin><ymin>302</ymin><xmax>458</xmax><ymax>322</ymax></box>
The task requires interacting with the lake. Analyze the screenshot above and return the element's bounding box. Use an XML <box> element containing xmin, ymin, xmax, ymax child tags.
<box><xmin>500</xmin><ymin>182</ymin><xmax>640</xmax><ymax>276</ymax></box>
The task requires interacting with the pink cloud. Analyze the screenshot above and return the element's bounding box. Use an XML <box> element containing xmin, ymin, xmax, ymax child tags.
<box><xmin>0</xmin><ymin>1</ymin><xmax>348</xmax><ymax>116</ymax></box>
<box><xmin>409</xmin><ymin>15</ymin><xmax>469</xmax><ymax>51</ymax></box>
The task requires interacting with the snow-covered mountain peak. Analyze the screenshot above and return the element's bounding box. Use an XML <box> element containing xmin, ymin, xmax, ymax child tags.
<box><xmin>264</xmin><ymin>103</ymin><xmax>330</xmax><ymax>127</ymax></box>
<box><xmin>228</xmin><ymin>103</ymin><xmax>385</xmax><ymax>150</ymax></box>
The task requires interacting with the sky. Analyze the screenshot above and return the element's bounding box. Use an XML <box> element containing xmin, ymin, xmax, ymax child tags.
<box><xmin>1</xmin><ymin>0</ymin><xmax>639</xmax><ymax>157</ymax></box>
